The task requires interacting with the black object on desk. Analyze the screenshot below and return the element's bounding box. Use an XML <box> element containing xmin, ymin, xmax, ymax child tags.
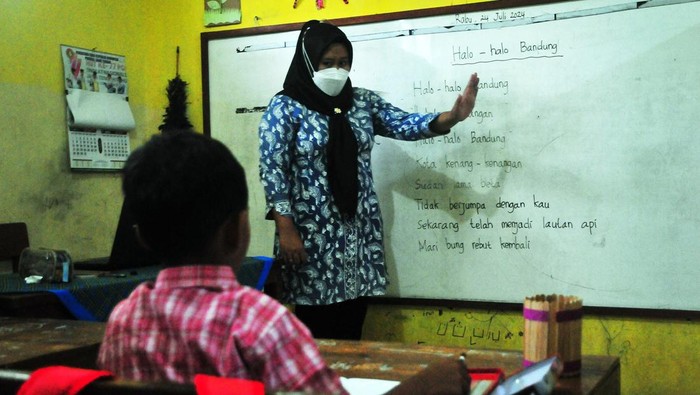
<box><xmin>0</xmin><ymin>222</ymin><xmax>30</xmax><ymax>273</ymax></box>
<box><xmin>72</xmin><ymin>197</ymin><xmax>158</xmax><ymax>272</ymax></box>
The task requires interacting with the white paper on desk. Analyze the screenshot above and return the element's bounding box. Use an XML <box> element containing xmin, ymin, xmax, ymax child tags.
<box><xmin>340</xmin><ymin>377</ymin><xmax>400</xmax><ymax>395</ymax></box>
<box><xmin>66</xmin><ymin>89</ymin><xmax>135</xmax><ymax>131</ymax></box>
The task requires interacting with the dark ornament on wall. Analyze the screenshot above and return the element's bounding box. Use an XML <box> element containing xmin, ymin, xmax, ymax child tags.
<box><xmin>159</xmin><ymin>47</ymin><xmax>193</xmax><ymax>133</ymax></box>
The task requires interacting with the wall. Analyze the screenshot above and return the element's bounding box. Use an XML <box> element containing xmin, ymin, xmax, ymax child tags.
<box><xmin>0</xmin><ymin>1</ymin><xmax>203</xmax><ymax>260</ymax></box>
<box><xmin>0</xmin><ymin>0</ymin><xmax>478</xmax><ymax>260</ymax></box>
<box><xmin>1</xmin><ymin>1</ymin><xmax>697</xmax><ymax>394</ymax></box>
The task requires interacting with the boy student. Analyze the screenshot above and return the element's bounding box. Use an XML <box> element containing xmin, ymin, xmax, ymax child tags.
<box><xmin>97</xmin><ymin>130</ymin><xmax>470</xmax><ymax>394</ymax></box>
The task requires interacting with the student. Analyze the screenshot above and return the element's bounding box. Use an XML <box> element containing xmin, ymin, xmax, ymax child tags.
<box><xmin>97</xmin><ymin>130</ymin><xmax>470</xmax><ymax>394</ymax></box>
<box><xmin>258</xmin><ymin>20</ymin><xmax>479</xmax><ymax>339</ymax></box>
<box><xmin>105</xmin><ymin>73</ymin><xmax>116</xmax><ymax>93</ymax></box>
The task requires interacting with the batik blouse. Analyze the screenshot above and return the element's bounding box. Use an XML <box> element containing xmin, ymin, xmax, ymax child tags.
<box><xmin>259</xmin><ymin>87</ymin><xmax>441</xmax><ymax>305</ymax></box>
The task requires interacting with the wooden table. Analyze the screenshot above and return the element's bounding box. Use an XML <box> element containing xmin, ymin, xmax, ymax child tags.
<box><xmin>0</xmin><ymin>318</ymin><xmax>619</xmax><ymax>394</ymax></box>
<box><xmin>0</xmin><ymin>317</ymin><xmax>104</xmax><ymax>370</ymax></box>
<box><xmin>317</xmin><ymin>339</ymin><xmax>620</xmax><ymax>395</ymax></box>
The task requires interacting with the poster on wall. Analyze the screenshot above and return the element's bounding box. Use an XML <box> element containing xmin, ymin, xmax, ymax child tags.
<box><xmin>61</xmin><ymin>46</ymin><xmax>129</xmax><ymax>95</ymax></box>
<box><xmin>204</xmin><ymin>0</ymin><xmax>242</xmax><ymax>27</ymax></box>
<box><xmin>60</xmin><ymin>45</ymin><xmax>135</xmax><ymax>171</ymax></box>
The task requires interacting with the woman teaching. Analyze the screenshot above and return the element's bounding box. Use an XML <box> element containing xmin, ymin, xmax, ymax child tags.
<box><xmin>258</xmin><ymin>20</ymin><xmax>479</xmax><ymax>339</ymax></box>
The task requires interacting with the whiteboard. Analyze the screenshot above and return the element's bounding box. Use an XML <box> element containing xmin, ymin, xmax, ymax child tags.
<box><xmin>203</xmin><ymin>0</ymin><xmax>700</xmax><ymax>310</ymax></box>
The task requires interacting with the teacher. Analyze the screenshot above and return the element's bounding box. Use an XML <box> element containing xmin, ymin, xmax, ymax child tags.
<box><xmin>258</xmin><ymin>20</ymin><xmax>479</xmax><ymax>339</ymax></box>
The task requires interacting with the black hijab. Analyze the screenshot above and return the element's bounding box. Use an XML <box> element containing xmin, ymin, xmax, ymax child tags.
<box><xmin>280</xmin><ymin>20</ymin><xmax>358</xmax><ymax>219</ymax></box>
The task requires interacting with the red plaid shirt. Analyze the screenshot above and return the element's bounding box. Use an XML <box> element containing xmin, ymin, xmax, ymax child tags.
<box><xmin>97</xmin><ymin>265</ymin><xmax>347</xmax><ymax>394</ymax></box>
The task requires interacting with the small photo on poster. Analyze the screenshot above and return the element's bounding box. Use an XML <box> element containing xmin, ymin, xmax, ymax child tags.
<box><xmin>61</xmin><ymin>45</ymin><xmax>128</xmax><ymax>96</ymax></box>
<box><xmin>204</xmin><ymin>0</ymin><xmax>242</xmax><ymax>27</ymax></box>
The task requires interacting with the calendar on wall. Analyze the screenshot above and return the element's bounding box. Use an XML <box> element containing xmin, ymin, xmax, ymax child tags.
<box><xmin>61</xmin><ymin>45</ymin><xmax>134</xmax><ymax>171</ymax></box>
<box><xmin>67</xmin><ymin>130</ymin><xmax>130</xmax><ymax>170</ymax></box>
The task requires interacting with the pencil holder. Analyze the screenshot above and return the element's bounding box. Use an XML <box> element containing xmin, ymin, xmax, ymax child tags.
<box><xmin>523</xmin><ymin>294</ymin><xmax>582</xmax><ymax>377</ymax></box>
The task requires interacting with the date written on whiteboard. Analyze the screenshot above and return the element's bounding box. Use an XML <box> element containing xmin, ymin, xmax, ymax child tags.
<box><xmin>454</xmin><ymin>9</ymin><xmax>527</xmax><ymax>25</ymax></box>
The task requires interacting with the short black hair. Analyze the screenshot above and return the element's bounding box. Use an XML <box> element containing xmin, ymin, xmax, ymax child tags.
<box><xmin>121</xmin><ymin>129</ymin><xmax>248</xmax><ymax>261</ymax></box>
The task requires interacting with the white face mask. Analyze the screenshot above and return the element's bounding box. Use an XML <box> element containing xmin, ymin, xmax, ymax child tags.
<box><xmin>312</xmin><ymin>68</ymin><xmax>349</xmax><ymax>96</ymax></box>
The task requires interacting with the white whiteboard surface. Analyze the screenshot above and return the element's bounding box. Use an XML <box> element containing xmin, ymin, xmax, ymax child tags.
<box><xmin>204</xmin><ymin>0</ymin><xmax>700</xmax><ymax>310</ymax></box>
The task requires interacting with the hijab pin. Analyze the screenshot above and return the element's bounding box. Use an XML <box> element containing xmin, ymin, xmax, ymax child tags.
<box><xmin>334</xmin><ymin>108</ymin><xmax>342</xmax><ymax>114</ymax></box>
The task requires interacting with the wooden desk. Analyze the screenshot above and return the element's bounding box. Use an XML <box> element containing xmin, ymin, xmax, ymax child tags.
<box><xmin>0</xmin><ymin>317</ymin><xmax>104</xmax><ymax>370</ymax></box>
<box><xmin>317</xmin><ymin>339</ymin><xmax>620</xmax><ymax>395</ymax></box>
<box><xmin>0</xmin><ymin>317</ymin><xmax>619</xmax><ymax>394</ymax></box>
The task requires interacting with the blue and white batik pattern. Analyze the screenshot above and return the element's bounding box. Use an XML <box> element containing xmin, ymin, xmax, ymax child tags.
<box><xmin>259</xmin><ymin>87</ymin><xmax>440</xmax><ymax>305</ymax></box>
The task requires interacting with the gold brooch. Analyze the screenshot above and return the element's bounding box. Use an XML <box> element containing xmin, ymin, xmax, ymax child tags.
<box><xmin>334</xmin><ymin>108</ymin><xmax>341</xmax><ymax>114</ymax></box>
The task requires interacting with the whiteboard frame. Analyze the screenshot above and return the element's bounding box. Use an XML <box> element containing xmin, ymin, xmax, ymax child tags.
<box><xmin>200</xmin><ymin>0</ymin><xmax>700</xmax><ymax>315</ymax></box>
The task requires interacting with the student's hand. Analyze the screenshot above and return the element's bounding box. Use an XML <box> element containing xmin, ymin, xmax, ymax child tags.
<box><xmin>386</xmin><ymin>357</ymin><xmax>471</xmax><ymax>395</ymax></box>
<box><xmin>274</xmin><ymin>213</ymin><xmax>308</xmax><ymax>266</ymax></box>
<box><xmin>431</xmin><ymin>73</ymin><xmax>480</xmax><ymax>133</ymax></box>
